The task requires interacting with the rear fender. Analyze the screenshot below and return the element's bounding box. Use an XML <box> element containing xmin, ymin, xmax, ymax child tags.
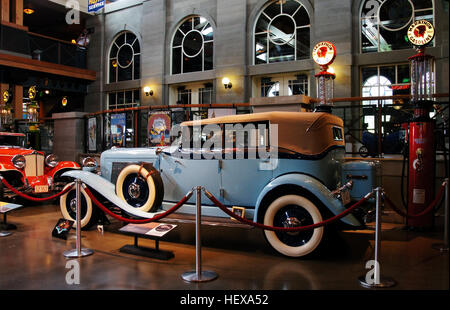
<box><xmin>255</xmin><ymin>173</ymin><xmax>362</xmax><ymax>227</ymax></box>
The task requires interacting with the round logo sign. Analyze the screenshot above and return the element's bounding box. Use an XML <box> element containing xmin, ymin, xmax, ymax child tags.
<box><xmin>3</xmin><ymin>90</ymin><xmax>10</xmax><ymax>103</ymax></box>
<box><xmin>407</xmin><ymin>20</ymin><xmax>435</xmax><ymax>47</ymax></box>
<box><xmin>28</xmin><ymin>86</ymin><xmax>37</xmax><ymax>100</ymax></box>
<box><xmin>312</xmin><ymin>41</ymin><xmax>337</xmax><ymax>67</ymax></box>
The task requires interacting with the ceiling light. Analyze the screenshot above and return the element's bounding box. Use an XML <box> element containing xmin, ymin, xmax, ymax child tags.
<box><xmin>24</xmin><ymin>8</ymin><xmax>35</xmax><ymax>15</ymax></box>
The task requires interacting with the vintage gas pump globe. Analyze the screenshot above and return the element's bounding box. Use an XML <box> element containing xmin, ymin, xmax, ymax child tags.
<box><xmin>313</xmin><ymin>41</ymin><xmax>337</xmax><ymax>112</ymax></box>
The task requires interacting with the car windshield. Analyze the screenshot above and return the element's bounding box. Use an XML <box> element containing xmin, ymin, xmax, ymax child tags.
<box><xmin>0</xmin><ymin>135</ymin><xmax>25</xmax><ymax>147</ymax></box>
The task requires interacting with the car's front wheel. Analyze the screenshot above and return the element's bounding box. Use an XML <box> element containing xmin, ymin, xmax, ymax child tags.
<box><xmin>60</xmin><ymin>183</ymin><xmax>98</xmax><ymax>229</ymax></box>
<box><xmin>263</xmin><ymin>195</ymin><xmax>324</xmax><ymax>258</ymax></box>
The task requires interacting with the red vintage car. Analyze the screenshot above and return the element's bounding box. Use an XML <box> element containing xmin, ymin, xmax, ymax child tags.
<box><xmin>0</xmin><ymin>132</ymin><xmax>81</xmax><ymax>200</ymax></box>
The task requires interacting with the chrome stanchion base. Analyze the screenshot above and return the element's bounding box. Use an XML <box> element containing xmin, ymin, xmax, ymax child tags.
<box><xmin>358</xmin><ymin>275</ymin><xmax>396</xmax><ymax>288</ymax></box>
<box><xmin>432</xmin><ymin>243</ymin><xmax>449</xmax><ymax>253</ymax></box>
<box><xmin>182</xmin><ymin>271</ymin><xmax>218</xmax><ymax>283</ymax></box>
<box><xmin>63</xmin><ymin>248</ymin><xmax>94</xmax><ymax>258</ymax></box>
<box><xmin>0</xmin><ymin>231</ymin><xmax>12</xmax><ymax>237</ymax></box>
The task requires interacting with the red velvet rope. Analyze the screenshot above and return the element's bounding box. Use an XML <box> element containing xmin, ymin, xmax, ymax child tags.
<box><xmin>84</xmin><ymin>186</ymin><xmax>192</xmax><ymax>224</ymax></box>
<box><xmin>1</xmin><ymin>177</ymin><xmax>73</xmax><ymax>202</ymax></box>
<box><xmin>204</xmin><ymin>190</ymin><xmax>373</xmax><ymax>232</ymax></box>
<box><xmin>383</xmin><ymin>183</ymin><xmax>446</xmax><ymax>219</ymax></box>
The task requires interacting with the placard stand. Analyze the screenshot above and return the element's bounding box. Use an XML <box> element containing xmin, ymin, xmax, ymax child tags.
<box><xmin>0</xmin><ymin>202</ymin><xmax>23</xmax><ymax>237</ymax></box>
<box><xmin>119</xmin><ymin>231</ymin><xmax>174</xmax><ymax>261</ymax></box>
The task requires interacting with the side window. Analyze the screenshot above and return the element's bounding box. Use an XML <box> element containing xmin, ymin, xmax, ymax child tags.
<box><xmin>333</xmin><ymin>127</ymin><xmax>344</xmax><ymax>141</ymax></box>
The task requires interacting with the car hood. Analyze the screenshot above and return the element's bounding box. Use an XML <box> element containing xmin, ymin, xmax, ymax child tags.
<box><xmin>0</xmin><ymin>147</ymin><xmax>43</xmax><ymax>157</ymax></box>
<box><xmin>101</xmin><ymin>147</ymin><xmax>160</xmax><ymax>162</ymax></box>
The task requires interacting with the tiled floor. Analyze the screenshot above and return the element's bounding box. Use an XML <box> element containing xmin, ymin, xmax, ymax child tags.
<box><xmin>0</xmin><ymin>202</ymin><xmax>448</xmax><ymax>290</ymax></box>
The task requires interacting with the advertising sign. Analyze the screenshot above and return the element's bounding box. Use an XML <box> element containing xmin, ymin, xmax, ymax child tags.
<box><xmin>312</xmin><ymin>41</ymin><xmax>337</xmax><ymax>67</ymax></box>
<box><xmin>88</xmin><ymin>0</ymin><xmax>105</xmax><ymax>12</ymax></box>
<box><xmin>407</xmin><ymin>20</ymin><xmax>435</xmax><ymax>47</ymax></box>
<box><xmin>111</xmin><ymin>113</ymin><xmax>126</xmax><ymax>147</ymax></box>
<box><xmin>148</xmin><ymin>112</ymin><xmax>171</xmax><ymax>146</ymax></box>
<box><xmin>88</xmin><ymin>118</ymin><xmax>97</xmax><ymax>152</ymax></box>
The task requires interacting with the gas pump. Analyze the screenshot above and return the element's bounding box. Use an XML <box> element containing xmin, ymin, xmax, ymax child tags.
<box><xmin>312</xmin><ymin>41</ymin><xmax>337</xmax><ymax>113</ymax></box>
<box><xmin>404</xmin><ymin>20</ymin><xmax>437</xmax><ymax>229</ymax></box>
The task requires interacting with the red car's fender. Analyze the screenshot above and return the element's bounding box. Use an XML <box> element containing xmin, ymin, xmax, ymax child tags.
<box><xmin>0</xmin><ymin>162</ymin><xmax>26</xmax><ymax>178</ymax></box>
<box><xmin>46</xmin><ymin>161</ymin><xmax>81</xmax><ymax>178</ymax></box>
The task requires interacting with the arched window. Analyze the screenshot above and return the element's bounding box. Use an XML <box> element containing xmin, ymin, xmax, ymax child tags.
<box><xmin>360</xmin><ymin>0</ymin><xmax>434</xmax><ymax>53</ymax></box>
<box><xmin>109</xmin><ymin>31</ymin><xmax>141</xmax><ymax>83</ymax></box>
<box><xmin>254</xmin><ymin>0</ymin><xmax>310</xmax><ymax>65</ymax></box>
<box><xmin>172</xmin><ymin>16</ymin><xmax>214</xmax><ymax>74</ymax></box>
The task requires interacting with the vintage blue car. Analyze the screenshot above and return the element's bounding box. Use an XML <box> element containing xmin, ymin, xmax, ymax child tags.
<box><xmin>60</xmin><ymin>112</ymin><xmax>379</xmax><ymax>257</ymax></box>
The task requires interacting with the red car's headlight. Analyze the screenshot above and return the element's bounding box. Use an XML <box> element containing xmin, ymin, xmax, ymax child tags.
<box><xmin>45</xmin><ymin>154</ymin><xmax>59</xmax><ymax>168</ymax></box>
<box><xmin>12</xmin><ymin>155</ymin><xmax>26</xmax><ymax>169</ymax></box>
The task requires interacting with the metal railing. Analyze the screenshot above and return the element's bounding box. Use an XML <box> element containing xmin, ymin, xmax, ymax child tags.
<box><xmin>28</xmin><ymin>32</ymin><xmax>87</xmax><ymax>69</ymax></box>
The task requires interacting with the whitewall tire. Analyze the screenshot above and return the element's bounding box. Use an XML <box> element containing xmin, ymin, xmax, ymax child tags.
<box><xmin>115</xmin><ymin>164</ymin><xmax>163</xmax><ymax>213</ymax></box>
<box><xmin>60</xmin><ymin>183</ymin><xmax>95</xmax><ymax>229</ymax></box>
<box><xmin>264</xmin><ymin>195</ymin><xmax>324</xmax><ymax>258</ymax></box>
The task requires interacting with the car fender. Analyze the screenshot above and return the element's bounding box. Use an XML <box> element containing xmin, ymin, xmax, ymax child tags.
<box><xmin>254</xmin><ymin>173</ymin><xmax>362</xmax><ymax>227</ymax></box>
<box><xmin>48</xmin><ymin>162</ymin><xmax>81</xmax><ymax>178</ymax></box>
<box><xmin>0</xmin><ymin>163</ymin><xmax>25</xmax><ymax>176</ymax></box>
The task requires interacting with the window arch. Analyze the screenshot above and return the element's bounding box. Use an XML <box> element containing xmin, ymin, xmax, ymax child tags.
<box><xmin>360</xmin><ymin>0</ymin><xmax>434</xmax><ymax>53</ymax></box>
<box><xmin>171</xmin><ymin>16</ymin><xmax>214</xmax><ymax>74</ymax></box>
<box><xmin>109</xmin><ymin>31</ymin><xmax>141</xmax><ymax>83</ymax></box>
<box><xmin>254</xmin><ymin>0</ymin><xmax>311</xmax><ymax>65</ymax></box>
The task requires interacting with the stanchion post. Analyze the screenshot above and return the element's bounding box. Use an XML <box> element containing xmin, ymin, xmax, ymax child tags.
<box><xmin>433</xmin><ymin>179</ymin><xmax>449</xmax><ymax>252</ymax></box>
<box><xmin>359</xmin><ymin>187</ymin><xmax>396</xmax><ymax>288</ymax></box>
<box><xmin>63</xmin><ymin>179</ymin><xmax>94</xmax><ymax>258</ymax></box>
<box><xmin>182</xmin><ymin>186</ymin><xmax>218</xmax><ymax>283</ymax></box>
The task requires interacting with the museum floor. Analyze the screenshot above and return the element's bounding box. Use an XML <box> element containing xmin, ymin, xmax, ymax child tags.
<box><xmin>0</xmin><ymin>202</ymin><xmax>448</xmax><ymax>291</ymax></box>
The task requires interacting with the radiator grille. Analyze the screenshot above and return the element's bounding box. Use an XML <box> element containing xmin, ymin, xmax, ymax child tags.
<box><xmin>24</xmin><ymin>154</ymin><xmax>45</xmax><ymax>177</ymax></box>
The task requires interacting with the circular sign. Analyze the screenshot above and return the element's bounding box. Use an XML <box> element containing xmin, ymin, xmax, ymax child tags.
<box><xmin>28</xmin><ymin>86</ymin><xmax>37</xmax><ymax>100</ymax></box>
<box><xmin>3</xmin><ymin>90</ymin><xmax>10</xmax><ymax>103</ymax></box>
<box><xmin>407</xmin><ymin>20</ymin><xmax>435</xmax><ymax>47</ymax></box>
<box><xmin>312</xmin><ymin>41</ymin><xmax>337</xmax><ymax>67</ymax></box>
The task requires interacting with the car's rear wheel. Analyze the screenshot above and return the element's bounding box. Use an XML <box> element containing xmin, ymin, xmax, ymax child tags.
<box><xmin>60</xmin><ymin>183</ymin><xmax>98</xmax><ymax>229</ymax></box>
<box><xmin>263</xmin><ymin>195</ymin><xmax>324</xmax><ymax>258</ymax></box>
<box><xmin>115</xmin><ymin>164</ymin><xmax>163</xmax><ymax>213</ymax></box>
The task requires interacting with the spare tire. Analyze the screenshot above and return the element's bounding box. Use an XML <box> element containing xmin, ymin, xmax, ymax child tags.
<box><xmin>115</xmin><ymin>164</ymin><xmax>164</xmax><ymax>213</ymax></box>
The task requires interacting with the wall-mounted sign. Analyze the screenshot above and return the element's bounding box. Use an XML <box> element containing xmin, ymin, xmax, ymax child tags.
<box><xmin>407</xmin><ymin>20</ymin><xmax>435</xmax><ymax>47</ymax></box>
<box><xmin>111</xmin><ymin>113</ymin><xmax>126</xmax><ymax>147</ymax></box>
<box><xmin>312</xmin><ymin>41</ymin><xmax>337</xmax><ymax>67</ymax></box>
<box><xmin>88</xmin><ymin>0</ymin><xmax>105</xmax><ymax>12</ymax></box>
<box><xmin>28</xmin><ymin>86</ymin><xmax>37</xmax><ymax>100</ymax></box>
<box><xmin>88</xmin><ymin>118</ymin><xmax>97</xmax><ymax>152</ymax></box>
<box><xmin>148</xmin><ymin>112</ymin><xmax>171</xmax><ymax>146</ymax></box>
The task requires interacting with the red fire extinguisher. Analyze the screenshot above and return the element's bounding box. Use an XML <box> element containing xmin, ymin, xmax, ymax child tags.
<box><xmin>407</xmin><ymin>108</ymin><xmax>436</xmax><ymax>229</ymax></box>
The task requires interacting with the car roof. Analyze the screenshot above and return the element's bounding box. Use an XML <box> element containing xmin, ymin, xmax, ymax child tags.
<box><xmin>181</xmin><ymin>111</ymin><xmax>339</xmax><ymax>126</ymax></box>
<box><xmin>181</xmin><ymin>112</ymin><xmax>345</xmax><ymax>157</ymax></box>
<box><xmin>0</xmin><ymin>132</ymin><xmax>26</xmax><ymax>137</ymax></box>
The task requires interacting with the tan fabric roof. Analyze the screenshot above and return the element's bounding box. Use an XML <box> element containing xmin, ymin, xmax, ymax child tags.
<box><xmin>182</xmin><ymin>112</ymin><xmax>345</xmax><ymax>156</ymax></box>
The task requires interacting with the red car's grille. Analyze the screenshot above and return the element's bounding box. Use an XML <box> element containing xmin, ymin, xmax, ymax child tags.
<box><xmin>24</xmin><ymin>154</ymin><xmax>45</xmax><ymax>177</ymax></box>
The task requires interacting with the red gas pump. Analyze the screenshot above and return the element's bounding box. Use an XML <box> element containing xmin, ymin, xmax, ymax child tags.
<box><xmin>404</xmin><ymin>20</ymin><xmax>436</xmax><ymax>229</ymax></box>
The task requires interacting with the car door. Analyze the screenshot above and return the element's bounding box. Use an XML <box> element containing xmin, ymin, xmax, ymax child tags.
<box><xmin>158</xmin><ymin>129</ymin><xmax>222</xmax><ymax>205</ymax></box>
<box><xmin>219</xmin><ymin>122</ymin><xmax>275</xmax><ymax>207</ymax></box>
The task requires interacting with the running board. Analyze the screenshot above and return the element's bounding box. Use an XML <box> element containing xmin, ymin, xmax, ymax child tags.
<box><xmin>163</xmin><ymin>213</ymin><xmax>255</xmax><ymax>229</ymax></box>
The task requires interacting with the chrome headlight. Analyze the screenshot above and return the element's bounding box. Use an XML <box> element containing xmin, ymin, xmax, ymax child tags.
<box><xmin>12</xmin><ymin>155</ymin><xmax>26</xmax><ymax>169</ymax></box>
<box><xmin>45</xmin><ymin>154</ymin><xmax>59</xmax><ymax>168</ymax></box>
<box><xmin>82</xmin><ymin>157</ymin><xmax>98</xmax><ymax>168</ymax></box>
